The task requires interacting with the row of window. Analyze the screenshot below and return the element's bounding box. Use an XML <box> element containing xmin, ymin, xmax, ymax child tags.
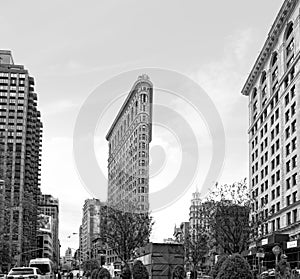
<box><xmin>0</xmin><ymin>85</ymin><xmax>25</xmax><ymax>91</ymax></box>
<box><xmin>0</xmin><ymin>73</ymin><xmax>26</xmax><ymax>78</ymax></box>
<box><xmin>251</xmin><ymin>22</ymin><xmax>295</xmax><ymax>115</ymax></box>
<box><xmin>286</xmin><ymin>155</ymin><xmax>297</xmax><ymax>173</ymax></box>
<box><xmin>0</xmin><ymin>79</ymin><xmax>25</xmax><ymax>85</ymax></box>
<box><xmin>259</xmin><ymin>209</ymin><xmax>299</xmax><ymax>236</ymax></box>
<box><xmin>0</xmin><ymin>92</ymin><xmax>25</xmax><ymax>97</ymax></box>
<box><xmin>252</xmin><ymin>172</ymin><xmax>297</xmax><ymax>212</ymax></box>
<box><xmin>285</xmin><ymin>102</ymin><xmax>296</xmax><ymax>123</ymax></box>
<box><xmin>109</xmin><ymin>115</ymin><xmax>148</xmax><ymax>158</ymax></box>
<box><xmin>110</xmin><ymin>94</ymin><xmax>149</xmax><ymax>152</ymax></box>
<box><xmin>251</xmin><ymin>107</ymin><xmax>279</xmax><ymax>147</ymax></box>
<box><xmin>0</xmin><ymin>98</ymin><xmax>25</xmax><ymax>104</ymax></box>
<box><xmin>251</xmin><ymin>78</ymin><xmax>296</xmax><ymax>140</ymax></box>
<box><xmin>0</xmin><ymin>105</ymin><xmax>24</xmax><ymax>110</ymax></box>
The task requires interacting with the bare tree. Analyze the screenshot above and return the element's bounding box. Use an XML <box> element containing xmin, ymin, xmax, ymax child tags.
<box><xmin>100</xmin><ymin>203</ymin><xmax>153</xmax><ymax>266</ymax></box>
<box><xmin>205</xmin><ymin>179</ymin><xmax>252</xmax><ymax>255</ymax></box>
<box><xmin>185</xmin><ymin>225</ymin><xmax>209</xmax><ymax>279</ymax></box>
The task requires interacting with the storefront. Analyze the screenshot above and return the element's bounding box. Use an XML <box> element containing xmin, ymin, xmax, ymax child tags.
<box><xmin>245</xmin><ymin>233</ymin><xmax>290</xmax><ymax>270</ymax></box>
<box><xmin>283</xmin><ymin>239</ymin><xmax>300</xmax><ymax>269</ymax></box>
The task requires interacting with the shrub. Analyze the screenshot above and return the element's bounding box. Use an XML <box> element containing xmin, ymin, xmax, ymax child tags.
<box><xmin>121</xmin><ymin>264</ymin><xmax>131</xmax><ymax>279</ymax></box>
<box><xmin>210</xmin><ymin>254</ymin><xmax>228</xmax><ymax>279</ymax></box>
<box><xmin>132</xmin><ymin>260</ymin><xmax>149</xmax><ymax>279</ymax></box>
<box><xmin>172</xmin><ymin>266</ymin><xmax>185</xmax><ymax>279</ymax></box>
<box><xmin>189</xmin><ymin>270</ymin><xmax>197</xmax><ymax>279</ymax></box>
<box><xmin>97</xmin><ymin>268</ymin><xmax>111</xmax><ymax>279</ymax></box>
<box><xmin>276</xmin><ymin>257</ymin><xmax>291</xmax><ymax>277</ymax></box>
<box><xmin>91</xmin><ymin>269</ymin><xmax>100</xmax><ymax>279</ymax></box>
<box><xmin>216</xmin><ymin>254</ymin><xmax>253</xmax><ymax>279</ymax></box>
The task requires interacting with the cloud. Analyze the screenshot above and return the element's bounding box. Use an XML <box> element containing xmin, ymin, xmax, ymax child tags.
<box><xmin>40</xmin><ymin>99</ymin><xmax>79</xmax><ymax>117</ymax></box>
<box><xmin>41</xmin><ymin>136</ymin><xmax>92</xmax><ymax>253</ymax></box>
<box><xmin>187</xmin><ymin>29</ymin><xmax>252</xmax><ymax>185</ymax></box>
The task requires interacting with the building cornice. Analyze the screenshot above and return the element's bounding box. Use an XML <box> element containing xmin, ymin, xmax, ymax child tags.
<box><xmin>106</xmin><ymin>74</ymin><xmax>152</xmax><ymax>141</ymax></box>
<box><xmin>241</xmin><ymin>0</ymin><xmax>298</xmax><ymax>96</ymax></box>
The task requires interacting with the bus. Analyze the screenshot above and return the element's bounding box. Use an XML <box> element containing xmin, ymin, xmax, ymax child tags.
<box><xmin>29</xmin><ymin>258</ymin><xmax>54</xmax><ymax>279</ymax></box>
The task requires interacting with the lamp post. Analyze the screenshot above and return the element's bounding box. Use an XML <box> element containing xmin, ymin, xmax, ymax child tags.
<box><xmin>14</xmin><ymin>248</ymin><xmax>43</xmax><ymax>267</ymax></box>
<box><xmin>272</xmin><ymin>245</ymin><xmax>281</xmax><ymax>279</ymax></box>
<box><xmin>256</xmin><ymin>248</ymin><xmax>265</xmax><ymax>275</ymax></box>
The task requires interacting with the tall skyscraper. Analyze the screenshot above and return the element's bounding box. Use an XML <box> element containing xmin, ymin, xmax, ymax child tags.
<box><xmin>38</xmin><ymin>194</ymin><xmax>60</xmax><ymax>267</ymax></box>
<box><xmin>242</xmin><ymin>0</ymin><xmax>300</xmax><ymax>262</ymax></box>
<box><xmin>0</xmin><ymin>50</ymin><xmax>42</xmax><ymax>267</ymax></box>
<box><xmin>79</xmin><ymin>199</ymin><xmax>104</xmax><ymax>262</ymax></box>
<box><xmin>106</xmin><ymin>74</ymin><xmax>153</xmax><ymax>212</ymax></box>
<box><xmin>189</xmin><ymin>190</ymin><xmax>202</xmax><ymax>232</ymax></box>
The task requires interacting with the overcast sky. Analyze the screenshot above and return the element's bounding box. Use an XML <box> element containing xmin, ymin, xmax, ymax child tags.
<box><xmin>1</xmin><ymin>0</ymin><xmax>283</xmax><ymax>255</ymax></box>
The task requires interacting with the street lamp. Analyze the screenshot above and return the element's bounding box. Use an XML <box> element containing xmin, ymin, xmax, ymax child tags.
<box><xmin>272</xmin><ymin>245</ymin><xmax>281</xmax><ymax>279</ymax></box>
<box><xmin>67</xmin><ymin>233</ymin><xmax>78</xmax><ymax>239</ymax></box>
<box><xmin>14</xmin><ymin>248</ymin><xmax>44</xmax><ymax>267</ymax></box>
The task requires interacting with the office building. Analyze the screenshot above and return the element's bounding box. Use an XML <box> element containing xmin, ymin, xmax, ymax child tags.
<box><xmin>36</xmin><ymin>214</ymin><xmax>53</xmax><ymax>259</ymax></box>
<box><xmin>242</xmin><ymin>0</ymin><xmax>300</xmax><ymax>267</ymax></box>
<box><xmin>38</xmin><ymin>194</ymin><xmax>60</xmax><ymax>267</ymax></box>
<box><xmin>173</xmin><ymin>222</ymin><xmax>189</xmax><ymax>244</ymax></box>
<box><xmin>106</xmin><ymin>74</ymin><xmax>153</xmax><ymax>212</ymax></box>
<box><xmin>80</xmin><ymin>199</ymin><xmax>104</xmax><ymax>262</ymax></box>
<box><xmin>0</xmin><ymin>50</ymin><xmax>42</xmax><ymax>267</ymax></box>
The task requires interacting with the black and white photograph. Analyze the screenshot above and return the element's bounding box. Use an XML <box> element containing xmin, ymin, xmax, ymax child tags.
<box><xmin>0</xmin><ymin>1</ymin><xmax>299</xmax><ymax>278</ymax></box>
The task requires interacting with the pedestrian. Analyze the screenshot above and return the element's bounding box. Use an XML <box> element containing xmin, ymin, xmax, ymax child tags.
<box><xmin>69</xmin><ymin>272</ymin><xmax>74</xmax><ymax>279</ymax></box>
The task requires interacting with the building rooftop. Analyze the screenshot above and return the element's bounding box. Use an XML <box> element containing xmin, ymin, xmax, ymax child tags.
<box><xmin>0</xmin><ymin>50</ymin><xmax>14</xmax><ymax>65</ymax></box>
<box><xmin>106</xmin><ymin>74</ymin><xmax>152</xmax><ymax>141</ymax></box>
<box><xmin>241</xmin><ymin>0</ymin><xmax>297</xmax><ymax>96</ymax></box>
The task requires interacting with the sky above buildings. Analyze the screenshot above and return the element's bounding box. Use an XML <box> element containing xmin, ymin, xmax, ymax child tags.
<box><xmin>1</xmin><ymin>0</ymin><xmax>283</xmax><ymax>254</ymax></box>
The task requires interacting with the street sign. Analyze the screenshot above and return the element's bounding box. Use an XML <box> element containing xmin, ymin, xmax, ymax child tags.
<box><xmin>256</xmin><ymin>252</ymin><xmax>265</xmax><ymax>258</ymax></box>
<box><xmin>272</xmin><ymin>245</ymin><xmax>281</xmax><ymax>255</ymax></box>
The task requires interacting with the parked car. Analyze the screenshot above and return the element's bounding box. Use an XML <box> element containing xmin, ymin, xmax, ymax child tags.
<box><xmin>29</xmin><ymin>258</ymin><xmax>54</xmax><ymax>279</ymax></box>
<box><xmin>260</xmin><ymin>271</ymin><xmax>269</xmax><ymax>279</ymax></box>
<box><xmin>7</xmin><ymin>267</ymin><xmax>44</xmax><ymax>279</ymax></box>
<box><xmin>260</xmin><ymin>269</ymin><xmax>275</xmax><ymax>279</ymax></box>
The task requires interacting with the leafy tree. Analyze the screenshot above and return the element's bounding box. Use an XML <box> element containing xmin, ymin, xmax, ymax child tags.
<box><xmin>97</xmin><ymin>267</ymin><xmax>111</xmax><ymax>279</ymax></box>
<box><xmin>172</xmin><ymin>265</ymin><xmax>185</xmax><ymax>279</ymax></box>
<box><xmin>82</xmin><ymin>259</ymin><xmax>100</xmax><ymax>273</ymax></box>
<box><xmin>206</xmin><ymin>180</ymin><xmax>252</xmax><ymax>254</ymax></box>
<box><xmin>120</xmin><ymin>264</ymin><xmax>131</xmax><ymax>279</ymax></box>
<box><xmin>216</xmin><ymin>254</ymin><xmax>252</xmax><ymax>279</ymax></box>
<box><xmin>276</xmin><ymin>256</ymin><xmax>291</xmax><ymax>278</ymax></box>
<box><xmin>91</xmin><ymin>269</ymin><xmax>100</xmax><ymax>279</ymax></box>
<box><xmin>132</xmin><ymin>260</ymin><xmax>149</xmax><ymax>279</ymax></box>
<box><xmin>210</xmin><ymin>254</ymin><xmax>228</xmax><ymax>279</ymax></box>
<box><xmin>185</xmin><ymin>209</ymin><xmax>209</xmax><ymax>279</ymax></box>
<box><xmin>100</xmin><ymin>203</ymin><xmax>153</xmax><ymax>265</ymax></box>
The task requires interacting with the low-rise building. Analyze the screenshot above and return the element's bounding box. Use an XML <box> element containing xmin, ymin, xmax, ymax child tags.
<box><xmin>135</xmin><ymin>243</ymin><xmax>184</xmax><ymax>279</ymax></box>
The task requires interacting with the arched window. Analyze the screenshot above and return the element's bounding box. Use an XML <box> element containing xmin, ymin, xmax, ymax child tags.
<box><xmin>270</xmin><ymin>52</ymin><xmax>278</xmax><ymax>68</ymax></box>
<box><xmin>285</xmin><ymin>22</ymin><xmax>295</xmax><ymax>68</ymax></box>
<box><xmin>285</xmin><ymin>22</ymin><xmax>294</xmax><ymax>41</ymax></box>
<box><xmin>260</xmin><ymin>71</ymin><xmax>267</xmax><ymax>106</ymax></box>
<box><xmin>140</xmin><ymin>94</ymin><xmax>148</xmax><ymax>103</ymax></box>
<box><xmin>270</xmin><ymin>52</ymin><xmax>279</xmax><ymax>91</ymax></box>
<box><xmin>252</xmin><ymin>88</ymin><xmax>257</xmax><ymax>100</ymax></box>
<box><xmin>260</xmin><ymin>71</ymin><xmax>267</xmax><ymax>85</ymax></box>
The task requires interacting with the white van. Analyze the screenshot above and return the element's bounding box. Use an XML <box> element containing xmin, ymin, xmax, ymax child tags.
<box><xmin>29</xmin><ymin>258</ymin><xmax>54</xmax><ymax>279</ymax></box>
